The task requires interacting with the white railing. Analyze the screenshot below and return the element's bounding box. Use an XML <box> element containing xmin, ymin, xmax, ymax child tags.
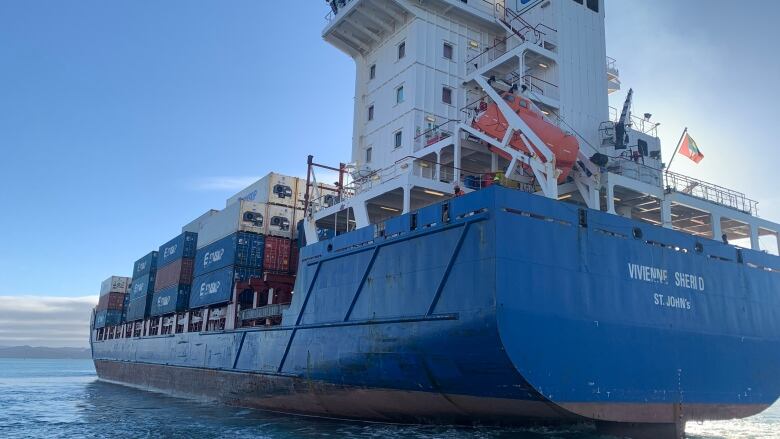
<box><xmin>324</xmin><ymin>0</ymin><xmax>355</xmax><ymax>23</ymax></box>
<box><xmin>608</xmin><ymin>106</ymin><xmax>659</xmax><ymax>137</ymax></box>
<box><xmin>522</xmin><ymin>74</ymin><xmax>559</xmax><ymax>101</ymax></box>
<box><xmin>608</xmin><ymin>157</ymin><xmax>662</xmax><ymax>187</ymax></box>
<box><xmin>607</xmin><ymin>56</ymin><xmax>617</xmax><ymax>73</ymax></box>
<box><xmin>664</xmin><ymin>171</ymin><xmax>759</xmax><ymax>216</ymax></box>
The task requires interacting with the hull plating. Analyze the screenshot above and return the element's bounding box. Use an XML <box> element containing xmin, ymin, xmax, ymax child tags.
<box><xmin>92</xmin><ymin>186</ymin><xmax>780</xmax><ymax>429</ymax></box>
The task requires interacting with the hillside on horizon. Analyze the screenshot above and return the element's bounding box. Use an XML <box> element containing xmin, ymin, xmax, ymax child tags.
<box><xmin>0</xmin><ymin>345</ymin><xmax>91</xmax><ymax>359</ymax></box>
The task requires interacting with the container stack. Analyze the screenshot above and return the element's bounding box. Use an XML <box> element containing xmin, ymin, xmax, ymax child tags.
<box><xmin>151</xmin><ymin>231</ymin><xmax>197</xmax><ymax>317</ymax></box>
<box><xmin>225</xmin><ymin>173</ymin><xmax>307</xmax><ymax>240</ymax></box>
<box><xmin>93</xmin><ymin>172</ymin><xmax>309</xmax><ymax>333</ymax></box>
<box><xmin>94</xmin><ymin>276</ymin><xmax>131</xmax><ymax>328</ymax></box>
<box><xmin>190</xmin><ymin>231</ymin><xmax>264</xmax><ymax>309</ymax></box>
<box><xmin>125</xmin><ymin>251</ymin><xmax>159</xmax><ymax>321</ymax></box>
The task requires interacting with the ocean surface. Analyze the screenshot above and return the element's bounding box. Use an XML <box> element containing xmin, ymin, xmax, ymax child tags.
<box><xmin>0</xmin><ymin>359</ymin><xmax>777</xmax><ymax>439</ymax></box>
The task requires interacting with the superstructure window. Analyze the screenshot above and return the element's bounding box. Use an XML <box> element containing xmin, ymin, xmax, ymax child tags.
<box><xmin>396</xmin><ymin>86</ymin><xmax>404</xmax><ymax>104</ymax></box>
<box><xmin>587</xmin><ymin>0</ymin><xmax>598</xmax><ymax>12</ymax></box>
<box><xmin>398</xmin><ymin>42</ymin><xmax>406</xmax><ymax>60</ymax></box>
<box><xmin>442</xmin><ymin>87</ymin><xmax>452</xmax><ymax>105</ymax></box>
<box><xmin>366</xmin><ymin>146</ymin><xmax>372</xmax><ymax>162</ymax></box>
<box><xmin>369</xmin><ymin>64</ymin><xmax>376</xmax><ymax>79</ymax></box>
<box><xmin>573</xmin><ymin>0</ymin><xmax>583</xmax><ymax>4</ymax></box>
<box><xmin>443</xmin><ymin>42</ymin><xmax>453</xmax><ymax>60</ymax></box>
<box><xmin>368</xmin><ymin>105</ymin><xmax>374</xmax><ymax>121</ymax></box>
<box><xmin>394</xmin><ymin>130</ymin><xmax>403</xmax><ymax>148</ymax></box>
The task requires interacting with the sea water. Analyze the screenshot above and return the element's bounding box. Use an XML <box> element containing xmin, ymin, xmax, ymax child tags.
<box><xmin>0</xmin><ymin>358</ymin><xmax>777</xmax><ymax>438</ymax></box>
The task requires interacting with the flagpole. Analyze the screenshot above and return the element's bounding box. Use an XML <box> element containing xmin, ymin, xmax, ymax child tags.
<box><xmin>666</xmin><ymin>127</ymin><xmax>688</xmax><ymax>173</ymax></box>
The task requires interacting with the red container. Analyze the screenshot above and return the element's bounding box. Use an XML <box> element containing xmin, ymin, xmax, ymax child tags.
<box><xmin>290</xmin><ymin>241</ymin><xmax>299</xmax><ymax>273</ymax></box>
<box><xmin>264</xmin><ymin>236</ymin><xmax>291</xmax><ymax>272</ymax></box>
<box><xmin>97</xmin><ymin>292</ymin><xmax>126</xmax><ymax>311</ymax></box>
<box><xmin>154</xmin><ymin>258</ymin><xmax>194</xmax><ymax>292</ymax></box>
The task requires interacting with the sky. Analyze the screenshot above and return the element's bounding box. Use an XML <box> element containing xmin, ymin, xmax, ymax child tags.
<box><xmin>0</xmin><ymin>0</ymin><xmax>778</xmax><ymax>347</ymax></box>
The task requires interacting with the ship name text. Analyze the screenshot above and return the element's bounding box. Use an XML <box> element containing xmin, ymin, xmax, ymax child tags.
<box><xmin>628</xmin><ymin>263</ymin><xmax>705</xmax><ymax>291</ymax></box>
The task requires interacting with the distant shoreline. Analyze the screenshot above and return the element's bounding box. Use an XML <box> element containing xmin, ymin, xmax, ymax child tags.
<box><xmin>0</xmin><ymin>346</ymin><xmax>91</xmax><ymax>359</ymax></box>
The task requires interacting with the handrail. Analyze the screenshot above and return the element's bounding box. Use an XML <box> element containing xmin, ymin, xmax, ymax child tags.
<box><xmin>608</xmin><ymin>106</ymin><xmax>659</xmax><ymax>137</ymax></box>
<box><xmin>606</xmin><ymin>56</ymin><xmax>617</xmax><ymax>71</ymax></box>
<box><xmin>414</xmin><ymin>119</ymin><xmax>460</xmax><ymax>140</ymax></box>
<box><xmin>495</xmin><ymin>2</ymin><xmax>557</xmax><ymax>37</ymax></box>
<box><xmin>241</xmin><ymin>303</ymin><xmax>292</xmax><ymax>321</ymax></box>
<box><xmin>324</xmin><ymin>0</ymin><xmax>353</xmax><ymax>22</ymax></box>
<box><xmin>664</xmin><ymin>170</ymin><xmax>759</xmax><ymax>216</ymax></box>
<box><xmin>465</xmin><ymin>34</ymin><xmax>513</xmax><ymax>66</ymax></box>
<box><xmin>521</xmin><ymin>74</ymin><xmax>558</xmax><ymax>89</ymax></box>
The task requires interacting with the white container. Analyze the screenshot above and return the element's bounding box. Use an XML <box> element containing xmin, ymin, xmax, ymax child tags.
<box><xmin>226</xmin><ymin>172</ymin><xmax>306</xmax><ymax>209</ymax></box>
<box><xmin>264</xmin><ymin>204</ymin><xmax>305</xmax><ymax>239</ymax></box>
<box><xmin>196</xmin><ymin>200</ymin><xmax>265</xmax><ymax>248</ymax></box>
<box><xmin>100</xmin><ymin>276</ymin><xmax>131</xmax><ymax>296</ymax></box>
<box><xmin>181</xmin><ymin>209</ymin><xmax>220</xmax><ymax>234</ymax></box>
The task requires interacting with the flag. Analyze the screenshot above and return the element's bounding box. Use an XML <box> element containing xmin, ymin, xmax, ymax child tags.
<box><xmin>678</xmin><ymin>133</ymin><xmax>704</xmax><ymax>163</ymax></box>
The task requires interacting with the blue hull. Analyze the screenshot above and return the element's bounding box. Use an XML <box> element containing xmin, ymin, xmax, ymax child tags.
<box><xmin>92</xmin><ymin>186</ymin><xmax>780</xmax><ymax>432</ymax></box>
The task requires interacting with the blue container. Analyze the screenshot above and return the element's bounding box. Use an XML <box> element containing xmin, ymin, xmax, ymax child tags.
<box><xmin>94</xmin><ymin>309</ymin><xmax>123</xmax><ymax>329</ymax></box>
<box><xmin>193</xmin><ymin>232</ymin><xmax>264</xmax><ymax>278</ymax></box>
<box><xmin>150</xmin><ymin>285</ymin><xmax>191</xmax><ymax>316</ymax></box>
<box><xmin>121</xmin><ymin>294</ymin><xmax>129</xmax><ymax>322</ymax></box>
<box><xmin>157</xmin><ymin>232</ymin><xmax>198</xmax><ymax>268</ymax></box>
<box><xmin>189</xmin><ymin>265</ymin><xmax>263</xmax><ymax>309</ymax></box>
<box><xmin>133</xmin><ymin>251</ymin><xmax>159</xmax><ymax>279</ymax></box>
<box><xmin>129</xmin><ymin>273</ymin><xmax>156</xmax><ymax>301</ymax></box>
<box><xmin>125</xmin><ymin>295</ymin><xmax>152</xmax><ymax>321</ymax></box>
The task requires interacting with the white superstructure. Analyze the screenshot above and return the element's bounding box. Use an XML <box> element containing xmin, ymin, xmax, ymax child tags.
<box><xmin>306</xmin><ymin>0</ymin><xmax>780</xmax><ymax>254</ymax></box>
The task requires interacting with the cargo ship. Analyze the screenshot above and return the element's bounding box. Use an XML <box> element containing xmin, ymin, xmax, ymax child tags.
<box><xmin>90</xmin><ymin>1</ymin><xmax>780</xmax><ymax>438</ymax></box>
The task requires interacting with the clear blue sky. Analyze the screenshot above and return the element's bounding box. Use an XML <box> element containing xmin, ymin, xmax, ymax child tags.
<box><xmin>1</xmin><ymin>0</ymin><xmax>779</xmax><ymax>301</ymax></box>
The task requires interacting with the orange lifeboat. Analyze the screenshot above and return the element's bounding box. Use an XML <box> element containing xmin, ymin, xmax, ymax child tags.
<box><xmin>471</xmin><ymin>94</ymin><xmax>579</xmax><ymax>182</ymax></box>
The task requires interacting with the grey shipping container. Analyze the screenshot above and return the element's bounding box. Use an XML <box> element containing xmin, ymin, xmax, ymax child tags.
<box><xmin>100</xmin><ymin>276</ymin><xmax>131</xmax><ymax>296</ymax></box>
<box><xmin>182</xmin><ymin>209</ymin><xmax>220</xmax><ymax>234</ymax></box>
<box><xmin>196</xmin><ymin>200</ymin><xmax>265</xmax><ymax>249</ymax></box>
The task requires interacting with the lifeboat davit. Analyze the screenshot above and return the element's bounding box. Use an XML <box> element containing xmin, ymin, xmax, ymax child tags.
<box><xmin>471</xmin><ymin>94</ymin><xmax>579</xmax><ymax>182</ymax></box>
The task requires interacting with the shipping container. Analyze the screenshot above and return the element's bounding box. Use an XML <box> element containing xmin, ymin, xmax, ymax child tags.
<box><xmin>264</xmin><ymin>204</ymin><xmax>304</xmax><ymax>239</ymax></box>
<box><xmin>157</xmin><ymin>232</ymin><xmax>198</xmax><ymax>268</ymax></box>
<box><xmin>97</xmin><ymin>291</ymin><xmax>126</xmax><ymax>311</ymax></box>
<box><xmin>125</xmin><ymin>295</ymin><xmax>152</xmax><ymax>321</ymax></box>
<box><xmin>133</xmin><ymin>251</ymin><xmax>158</xmax><ymax>279</ymax></box>
<box><xmin>154</xmin><ymin>258</ymin><xmax>194</xmax><ymax>292</ymax></box>
<box><xmin>290</xmin><ymin>240</ymin><xmax>300</xmax><ymax>273</ymax></box>
<box><xmin>150</xmin><ymin>285</ymin><xmax>190</xmax><ymax>316</ymax></box>
<box><xmin>100</xmin><ymin>276</ymin><xmax>131</xmax><ymax>296</ymax></box>
<box><xmin>196</xmin><ymin>200</ymin><xmax>265</xmax><ymax>248</ymax></box>
<box><xmin>94</xmin><ymin>309</ymin><xmax>123</xmax><ymax>329</ymax></box>
<box><xmin>193</xmin><ymin>232</ymin><xmax>264</xmax><ymax>278</ymax></box>
<box><xmin>121</xmin><ymin>294</ymin><xmax>130</xmax><ymax>322</ymax></box>
<box><xmin>129</xmin><ymin>273</ymin><xmax>156</xmax><ymax>300</ymax></box>
<box><xmin>182</xmin><ymin>209</ymin><xmax>220</xmax><ymax>234</ymax></box>
<box><xmin>264</xmin><ymin>236</ymin><xmax>292</xmax><ymax>272</ymax></box>
<box><xmin>189</xmin><ymin>265</ymin><xmax>263</xmax><ymax>309</ymax></box>
<box><xmin>225</xmin><ymin>172</ymin><xmax>305</xmax><ymax>209</ymax></box>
